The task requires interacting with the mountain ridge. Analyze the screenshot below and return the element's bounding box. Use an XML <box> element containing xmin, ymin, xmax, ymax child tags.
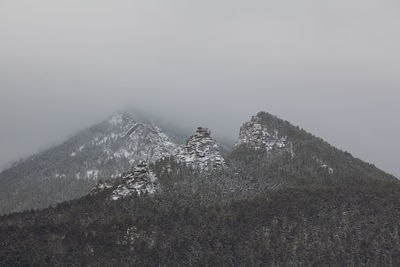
<box><xmin>0</xmin><ymin>111</ymin><xmax>184</xmax><ymax>215</ymax></box>
<box><xmin>0</xmin><ymin>110</ymin><xmax>397</xmax><ymax>216</ymax></box>
<box><xmin>1</xmin><ymin>110</ymin><xmax>400</xmax><ymax>265</ymax></box>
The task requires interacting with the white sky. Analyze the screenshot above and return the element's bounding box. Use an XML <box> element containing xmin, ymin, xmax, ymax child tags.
<box><xmin>0</xmin><ymin>0</ymin><xmax>399</xmax><ymax>177</ymax></box>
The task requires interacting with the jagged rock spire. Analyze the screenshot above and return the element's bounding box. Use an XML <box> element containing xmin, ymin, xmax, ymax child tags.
<box><xmin>176</xmin><ymin>127</ymin><xmax>225</xmax><ymax>171</ymax></box>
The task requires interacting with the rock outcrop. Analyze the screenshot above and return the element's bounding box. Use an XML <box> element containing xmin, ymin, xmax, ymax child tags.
<box><xmin>176</xmin><ymin>127</ymin><xmax>225</xmax><ymax>171</ymax></box>
<box><xmin>110</xmin><ymin>162</ymin><xmax>159</xmax><ymax>200</ymax></box>
<box><xmin>235</xmin><ymin>115</ymin><xmax>289</xmax><ymax>151</ymax></box>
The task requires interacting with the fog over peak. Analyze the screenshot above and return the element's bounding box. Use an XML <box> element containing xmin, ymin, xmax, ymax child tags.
<box><xmin>0</xmin><ymin>0</ymin><xmax>399</xmax><ymax>177</ymax></box>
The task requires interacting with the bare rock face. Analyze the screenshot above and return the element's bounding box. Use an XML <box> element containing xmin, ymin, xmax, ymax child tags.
<box><xmin>105</xmin><ymin>114</ymin><xmax>178</xmax><ymax>166</ymax></box>
<box><xmin>235</xmin><ymin>115</ymin><xmax>289</xmax><ymax>151</ymax></box>
<box><xmin>110</xmin><ymin>162</ymin><xmax>159</xmax><ymax>200</ymax></box>
<box><xmin>176</xmin><ymin>127</ymin><xmax>225</xmax><ymax>171</ymax></box>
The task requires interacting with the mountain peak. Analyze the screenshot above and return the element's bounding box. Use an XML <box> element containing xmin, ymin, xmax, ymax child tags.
<box><xmin>176</xmin><ymin>127</ymin><xmax>225</xmax><ymax>171</ymax></box>
<box><xmin>235</xmin><ymin>113</ymin><xmax>289</xmax><ymax>151</ymax></box>
<box><xmin>0</xmin><ymin>111</ymin><xmax>182</xmax><ymax>215</ymax></box>
<box><xmin>102</xmin><ymin>116</ymin><xmax>178</xmax><ymax>165</ymax></box>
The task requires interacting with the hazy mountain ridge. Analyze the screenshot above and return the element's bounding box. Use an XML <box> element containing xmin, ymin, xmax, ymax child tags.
<box><xmin>1</xmin><ymin>110</ymin><xmax>396</xmax><ymax>216</ymax></box>
<box><xmin>0</xmin><ymin>112</ymin><xmax>183</xmax><ymax>215</ymax></box>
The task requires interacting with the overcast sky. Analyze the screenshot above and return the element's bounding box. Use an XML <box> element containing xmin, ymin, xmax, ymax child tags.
<box><xmin>0</xmin><ymin>0</ymin><xmax>399</xmax><ymax>177</ymax></box>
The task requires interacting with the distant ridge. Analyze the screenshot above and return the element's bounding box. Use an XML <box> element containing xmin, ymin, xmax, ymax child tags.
<box><xmin>0</xmin><ymin>111</ymin><xmax>184</xmax><ymax>215</ymax></box>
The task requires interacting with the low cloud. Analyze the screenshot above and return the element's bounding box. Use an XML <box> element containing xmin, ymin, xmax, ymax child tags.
<box><xmin>0</xmin><ymin>0</ymin><xmax>399</xmax><ymax>177</ymax></box>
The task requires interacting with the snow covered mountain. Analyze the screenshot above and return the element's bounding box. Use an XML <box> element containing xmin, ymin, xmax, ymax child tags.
<box><xmin>1</xmin><ymin>110</ymin><xmax>396</xmax><ymax>216</ymax></box>
<box><xmin>0</xmin><ymin>112</ymin><xmax>182</xmax><ymax>215</ymax></box>
<box><xmin>229</xmin><ymin>112</ymin><xmax>396</xmax><ymax>187</ymax></box>
<box><xmin>84</xmin><ymin>113</ymin><xmax>177</xmax><ymax>166</ymax></box>
<box><xmin>86</xmin><ymin>111</ymin><xmax>397</xmax><ymax>211</ymax></box>
<box><xmin>2</xmin><ymin>112</ymin><xmax>400</xmax><ymax>266</ymax></box>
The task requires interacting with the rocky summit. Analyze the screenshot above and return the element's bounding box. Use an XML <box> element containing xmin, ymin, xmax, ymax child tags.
<box><xmin>235</xmin><ymin>114</ymin><xmax>289</xmax><ymax>151</ymax></box>
<box><xmin>176</xmin><ymin>127</ymin><xmax>225</xmax><ymax>171</ymax></box>
<box><xmin>106</xmin><ymin>113</ymin><xmax>178</xmax><ymax>165</ymax></box>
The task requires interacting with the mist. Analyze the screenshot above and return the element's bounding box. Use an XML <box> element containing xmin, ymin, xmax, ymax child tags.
<box><xmin>0</xmin><ymin>0</ymin><xmax>399</xmax><ymax>177</ymax></box>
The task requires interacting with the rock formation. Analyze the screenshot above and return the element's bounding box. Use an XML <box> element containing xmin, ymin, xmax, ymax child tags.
<box><xmin>235</xmin><ymin>115</ymin><xmax>289</xmax><ymax>151</ymax></box>
<box><xmin>176</xmin><ymin>127</ymin><xmax>225</xmax><ymax>171</ymax></box>
<box><xmin>110</xmin><ymin>162</ymin><xmax>159</xmax><ymax>200</ymax></box>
